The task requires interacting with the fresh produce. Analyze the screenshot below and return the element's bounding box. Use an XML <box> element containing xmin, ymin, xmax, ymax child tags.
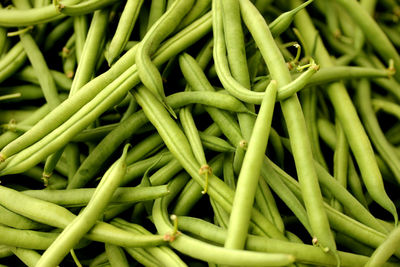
<box><xmin>0</xmin><ymin>0</ymin><xmax>400</xmax><ymax>266</ymax></box>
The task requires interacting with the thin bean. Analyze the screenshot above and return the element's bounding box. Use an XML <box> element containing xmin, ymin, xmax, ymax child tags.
<box><xmin>176</xmin><ymin>0</ymin><xmax>211</xmax><ymax>30</ymax></box>
<box><xmin>111</xmin><ymin>218</ymin><xmax>187</xmax><ymax>267</ymax></box>
<box><xmin>57</xmin><ymin>0</ymin><xmax>120</xmax><ymax>16</ymax></box>
<box><xmin>366</xmin><ymin>225</ymin><xmax>400</xmax><ymax>267</ymax></box>
<box><xmin>152</xmin><ymin>190</ymin><xmax>295</xmax><ymax>266</ymax></box>
<box><xmin>334</xmin><ymin>0</ymin><xmax>400</xmax><ymax>82</ymax></box>
<box><xmin>199</xmin><ymin>132</ymin><xmax>235</xmax><ymax>152</ymax></box>
<box><xmin>240</xmin><ymin>0</ymin><xmax>337</xmax><ymax>257</ymax></box>
<box><xmin>22</xmin><ymin>185</ymin><xmax>169</xmax><ymax>207</ymax></box>
<box><xmin>166</xmin><ymin>90</ymin><xmax>254</xmax><ymax>114</ymax></box>
<box><xmin>210</xmin><ymin>196</ymin><xmax>230</xmax><ymax>228</ymax></box>
<box><xmin>331</xmin><ymin>118</ymin><xmax>349</xmax><ymax>211</ymax></box>
<box><xmin>225</xmin><ymin>81</ymin><xmax>277</xmax><ymax>249</ymax></box>
<box><xmin>73</xmin><ymin>15</ymin><xmax>88</xmax><ymax>63</ymax></box>
<box><xmin>15</xmin><ymin>66</ymin><xmax>73</xmax><ymax>91</ymax></box>
<box><xmin>177</xmin><ymin>216</ymin><xmax>400</xmax><ymax>267</ymax></box>
<box><xmin>261</xmin><ymin>158</ymin><xmax>313</xmax><ymax>236</ymax></box>
<box><xmin>255</xmin><ymin>177</ymin><xmax>285</xmax><ymax>233</ymax></box>
<box><xmin>0</xmin><ymin>224</ymin><xmax>56</xmax><ymax>250</ymax></box>
<box><xmin>70</xmin><ymin>9</ymin><xmax>110</xmax><ymax>95</ymax></box>
<box><xmin>356</xmin><ymin>79</ymin><xmax>400</xmax><ymax>184</ymax></box>
<box><xmin>106</xmin><ymin>0</ymin><xmax>143</xmax><ymax>65</ymax></box>
<box><xmin>172</xmin><ymin>154</ymin><xmax>224</xmax><ymax>216</ymax></box>
<box><xmin>122</xmin><ymin>152</ymin><xmax>173</xmax><ymax>186</ymax></box>
<box><xmin>105</xmin><ymin>244</ymin><xmax>129</xmax><ymax>267</ymax></box>
<box><xmin>0</xmin><ymin>205</ymin><xmax>44</xmax><ymax>230</ymax></box>
<box><xmin>146</xmin><ymin>0</ymin><xmax>167</xmax><ymax>31</ymax></box>
<box><xmin>11</xmin><ymin>247</ymin><xmax>41</xmax><ymax>267</ymax></box>
<box><xmin>124</xmin><ymin>247</ymin><xmax>161</xmax><ymax>267</ymax></box>
<box><xmin>0</xmin><ymin>42</ymin><xmax>27</xmax><ymax>83</ymax></box>
<box><xmin>292</xmin><ymin>0</ymin><xmax>398</xmax><ymax>225</ymax></box>
<box><xmin>43</xmin><ymin>17</ymin><xmax>74</xmax><ymax>51</ymax></box>
<box><xmin>135</xmin><ymin>0</ymin><xmax>194</xmax><ymax>116</ymax></box>
<box><xmin>221</xmin><ymin>0</ymin><xmax>254</xmax><ymax>140</ymax></box>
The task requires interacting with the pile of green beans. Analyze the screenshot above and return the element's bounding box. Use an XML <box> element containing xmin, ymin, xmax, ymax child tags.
<box><xmin>1</xmin><ymin>0</ymin><xmax>400</xmax><ymax>266</ymax></box>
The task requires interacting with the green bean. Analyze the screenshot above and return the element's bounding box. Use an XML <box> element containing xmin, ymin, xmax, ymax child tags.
<box><xmin>0</xmin><ymin>85</ymin><xmax>44</xmax><ymax>101</ymax></box>
<box><xmin>135</xmin><ymin>0</ymin><xmax>194</xmax><ymax>116</ymax></box>
<box><xmin>87</xmin><ymin>251</ymin><xmax>109</xmax><ymax>267</ymax></box>
<box><xmin>147</xmin><ymin>0</ymin><xmax>167</xmax><ymax>31</ymax></box>
<box><xmin>70</xmin><ymin>9</ymin><xmax>110</xmax><ymax>95</ymax></box>
<box><xmin>111</xmin><ymin>218</ymin><xmax>187</xmax><ymax>267</ymax></box>
<box><xmin>22</xmin><ymin>185</ymin><xmax>169</xmax><ymax>207</ymax></box>
<box><xmin>62</xmin><ymin>48</ymin><xmax>76</xmax><ymax>78</ymax></box>
<box><xmin>0</xmin><ymin>2</ymin><xmax>73</xmax><ymax>27</ymax></box>
<box><xmin>42</xmin><ymin>146</ymin><xmax>65</xmax><ymax>182</ymax></box>
<box><xmin>176</xmin><ymin>0</ymin><xmax>211</xmax><ymax>30</ymax></box>
<box><xmin>0</xmin><ymin>10</ymin><xmax>212</xmax><ymax>162</ymax></box>
<box><xmin>301</xmin><ymin>87</ymin><xmax>329</xmax><ymax>170</ymax></box>
<box><xmin>356</xmin><ymin>79</ymin><xmax>400</xmax><ymax>184</ymax></box>
<box><xmin>166</xmin><ymin>90</ymin><xmax>254</xmax><ymax>114</ymax></box>
<box><xmin>0</xmin><ymin>205</ymin><xmax>44</xmax><ymax>230</ymax></box>
<box><xmin>43</xmin><ymin>17</ymin><xmax>74</xmax><ymax>51</ymax></box>
<box><xmin>335</xmin><ymin>233</ymin><xmax>375</xmax><ymax>257</ymax></box>
<box><xmin>106</xmin><ymin>0</ymin><xmax>143</xmax><ymax>65</ymax></box>
<box><xmin>269</xmin><ymin>0</ymin><xmax>314</xmax><ymax>38</ymax></box>
<box><xmin>0</xmin><ymin>42</ymin><xmax>27</xmax><ymax>83</ymax></box>
<box><xmin>199</xmin><ymin>132</ymin><xmax>235</xmax><ymax>152</ymax></box>
<box><xmin>254</xmin><ymin>65</ymin><xmax>392</xmax><ymax>93</ymax></box>
<box><xmin>57</xmin><ymin>0</ymin><xmax>120</xmax><ymax>16</ymax></box>
<box><xmin>22</xmin><ymin>164</ymin><xmax>67</xmax><ymax>189</ymax></box>
<box><xmin>240</xmin><ymin>0</ymin><xmax>337</xmax><ymax>257</ymax></box>
<box><xmin>172</xmin><ymin>154</ymin><xmax>224</xmax><ymax>216</ymax></box>
<box><xmin>153</xmin><ymin>191</ymin><xmax>295</xmax><ymax>266</ymax></box>
<box><xmin>105</xmin><ymin>243</ymin><xmax>129</xmax><ymax>267</ymax></box>
<box><xmin>72</xmin><ymin>15</ymin><xmax>88</xmax><ymax>63</ymax></box>
<box><xmin>334</xmin><ymin>0</ymin><xmax>400</xmax><ymax>82</ymax></box>
<box><xmin>176</xmin><ymin>216</ymin><xmax>400</xmax><ymax>267</ymax></box>
<box><xmin>366</xmin><ymin>225</ymin><xmax>400</xmax><ymax>266</ymax></box>
<box><xmin>255</xmin><ymin>177</ymin><xmax>285</xmax><ymax>233</ymax></box>
<box><xmin>314</xmin><ymin>162</ymin><xmax>388</xmax><ymax>234</ymax></box>
<box><xmin>149</xmin><ymin>157</ymin><xmax>183</xmax><ymax>186</ymax></box>
<box><xmin>179</xmin><ymin>109</ymin><xmax>204</xmax><ymax>165</ymax></box>
<box><xmin>124</xmin><ymin>247</ymin><xmax>161</xmax><ymax>267</ymax></box>
<box><xmin>373</xmin><ymin>98</ymin><xmax>400</xmax><ymax>121</ymax></box>
<box><xmin>122</xmin><ymin>152</ymin><xmax>173</xmax><ymax>186</ymax></box>
<box><xmin>223</xmin><ymin>152</ymin><xmax>236</xmax><ymax>189</ymax></box>
<box><xmin>11</xmin><ymin>247</ymin><xmax>41</xmax><ymax>267</ymax></box>
<box><xmin>225</xmin><ymin>81</ymin><xmax>277</xmax><ymax>249</ymax></box>
<box><xmin>0</xmin><ymin>182</ymin><xmax>167</xmax><ymax>248</ymax></box>
<box><xmin>221</xmin><ymin>0</ymin><xmax>255</xmax><ymax>141</ymax></box>
<box><xmin>292</xmin><ymin>0</ymin><xmax>398</xmax><ymax>225</ymax></box>
<box><xmin>261</xmin><ymin>158</ymin><xmax>313</xmax><ymax>236</ymax></box>
<box><xmin>0</xmin><ymin>110</ymin><xmax>36</xmax><ymax>123</ymax></box>
<box><xmin>331</xmin><ymin>118</ymin><xmax>349</xmax><ymax>211</ymax></box>
<box><xmin>210</xmin><ymin>196</ymin><xmax>230</xmax><ymax>228</ymax></box>
<box><xmin>15</xmin><ymin>66</ymin><xmax>72</xmax><ymax>91</ymax></box>
<box><xmin>0</xmin><ymin>224</ymin><xmax>57</xmax><ymax>250</ymax></box>
<box><xmin>0</xmin><ymin>245</ymin><xmax>13</xmax><ymax>258</ymax></box>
